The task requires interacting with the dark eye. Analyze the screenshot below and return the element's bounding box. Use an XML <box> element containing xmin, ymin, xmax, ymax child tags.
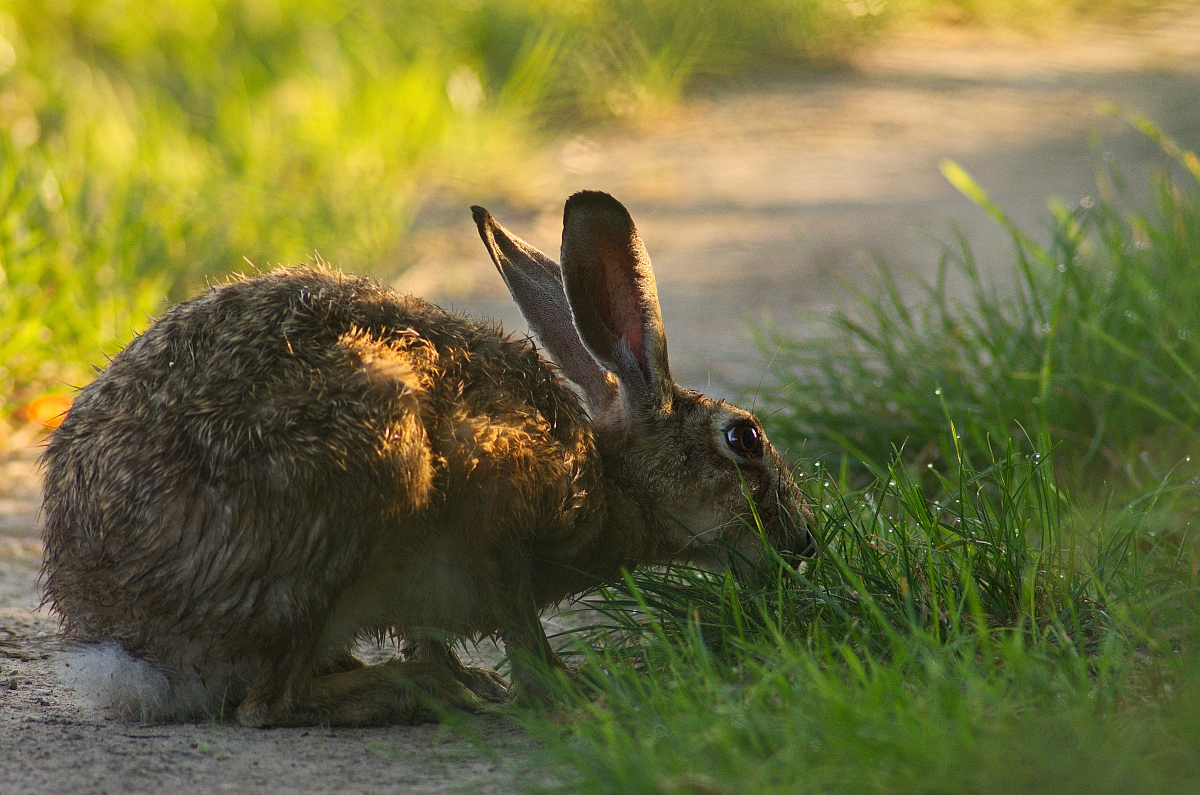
<box><xmin>724</xmin><ymin>421</ymin><xmax>764</xmax><ymax>458</ymax></box>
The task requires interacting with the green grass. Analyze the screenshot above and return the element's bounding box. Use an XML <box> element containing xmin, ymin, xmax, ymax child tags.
<box><xmin>527</xmin><ymin>449</ymin><xmax>1200</xmax><ymax>793</ymax></box>
<box><xmin>0</xmin><ymin>0</ymin><xmax>1172</xmax><ymax>410</ymax></box>
<box><xmin>755</xmin><ymin>109</ymin><xmax>1200</xmax><ymax>484</ymax></box>
<box><xmin>518</xmin><ymin>121</ymin><xmax>1200</xmax><ymax>794</ymax></box>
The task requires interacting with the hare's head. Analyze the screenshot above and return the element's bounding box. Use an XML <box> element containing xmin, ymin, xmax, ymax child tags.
<box><xmin>474</xmin><ymin>191</ymin><xmax>813</xmax><ymax>572</ymax></box>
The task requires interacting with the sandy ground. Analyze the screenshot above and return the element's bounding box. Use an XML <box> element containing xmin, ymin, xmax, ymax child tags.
<box><xmin>3</xmin><ymin>10</ymin><xmax>1200</xmax><ymax>794</ymax></box>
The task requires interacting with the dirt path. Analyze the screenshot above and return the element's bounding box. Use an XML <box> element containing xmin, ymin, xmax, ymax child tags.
<box><xmin>3</xmin><ymin>13</ymin><xmax>1200</xmax><ymax>794</ymax></box>
<box><xmin>404</xmin><ymin>10</ymin><xmax>1200</xmax><ymax>395</ymax></box>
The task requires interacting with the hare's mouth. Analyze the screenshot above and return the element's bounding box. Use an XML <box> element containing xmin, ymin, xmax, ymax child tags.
<box><xmin>665</xmin><ymin>504</ymin><xmax>811</xmax><ymax>576</ymax></box>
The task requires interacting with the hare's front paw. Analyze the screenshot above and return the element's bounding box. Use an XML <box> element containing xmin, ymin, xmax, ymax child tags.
<box><xmin>456</xmin><ymin>665</ymin><xmax>511</xmax><ymax>703</ymax></box>
<box><xmin>511</xmin><ymin>660</ymin><xmax>581</xmax><ymax>707</ymax></box>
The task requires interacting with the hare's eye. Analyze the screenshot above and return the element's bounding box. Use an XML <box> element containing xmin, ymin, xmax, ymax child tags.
<box><xmin>725</xmin><ymin>421</ymin><xmax>764</xmax><ymax>458</ymax></box>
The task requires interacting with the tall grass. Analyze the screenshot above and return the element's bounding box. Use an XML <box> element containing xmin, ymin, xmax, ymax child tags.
<box><xmin>755</xmin><ymin>114</ymin><xmax>1200</xmax><ymax>482</ymax></box>
<box><xmin>576</xmin><ymin>441</ymin><xmax>1136</xmax><ymax>655</ymax></box>
<box><xmin>527</xmin><ymin>440</ymin><xmax>1200</xmax><ymax>794</ymax></box>
<box><xmin>521</xmin><ymin>125</ymin><xmax>1200</xmax><ymax>794</ymax></box>
<box><xmin>0</xmin><ymin>126</ymin><xmax>167</xmax><ymax>412</ymax></box>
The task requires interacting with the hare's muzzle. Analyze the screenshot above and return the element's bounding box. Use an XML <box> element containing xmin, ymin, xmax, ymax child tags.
<box><xmin>778</xmin><ymin>488</ymin><xmax>817</xmax><ymax>563</ymax></box>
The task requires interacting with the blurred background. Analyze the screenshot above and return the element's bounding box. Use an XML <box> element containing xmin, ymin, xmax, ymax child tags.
<box><xmin>1</xmin><ymin>0</ymin><xmax>1198</xmax><ymax>418</ymax></box>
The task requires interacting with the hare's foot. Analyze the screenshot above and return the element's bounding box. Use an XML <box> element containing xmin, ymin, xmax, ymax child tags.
<box><xmin>501</xmin><ymin>621</ymin><xmax>575</xmax><ymax>706</ymax></box>
<box><xmin>405</xmin><ymin>638</ymin><xmax>510</xmax><ymax>702</ymax></box>
<box><xmin>236</xmin><ymin>657</ymin><xmax>476</xmax><ymax>727</ymax></box>
<box><xmin>455</xmin><ymin>664</ymin><xmax>511</xmax><ymax>702</ymax></box>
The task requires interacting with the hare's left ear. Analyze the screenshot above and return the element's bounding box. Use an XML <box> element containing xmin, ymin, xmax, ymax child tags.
<box><xmin>472</xmin><ymin>206</ymin><xmax>619</xmax><ymax>416</ymax></box>
<box><xmin>559</xmin><ymin>191</ymin><xmax>673</xmax><ymax>413</ymax></box>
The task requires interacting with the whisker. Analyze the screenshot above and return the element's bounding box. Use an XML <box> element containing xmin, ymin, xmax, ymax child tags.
<box><xmin>749</xmin><ymin>344</ymin><xmax>784</xmax><ymax>415</ymax></box>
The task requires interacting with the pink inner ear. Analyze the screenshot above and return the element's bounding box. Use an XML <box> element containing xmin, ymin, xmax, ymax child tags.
<box><xmin>599</xmin><ymin>241</ymin><xmax>647</xmax><ymax>374</ymax></box>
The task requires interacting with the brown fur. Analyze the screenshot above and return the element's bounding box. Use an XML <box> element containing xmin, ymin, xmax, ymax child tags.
<box><xmin>41</xmin><ymin>192</ymin><xmax>811</xmax><ymax>726</ymax></box>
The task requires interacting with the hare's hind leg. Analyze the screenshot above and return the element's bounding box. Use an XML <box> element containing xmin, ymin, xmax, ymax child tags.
<box><xmin>236</xmin><ymin>656</ymin><xmax>483</xmax><ymax>727</ymax></box>
<box><xmin>405</xmin><ymin>638</ymin><xmax>510</xmax><ymax>702</ymax></box>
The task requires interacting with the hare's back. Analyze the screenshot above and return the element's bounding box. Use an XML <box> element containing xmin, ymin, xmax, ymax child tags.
<box><xmin>39</xmin><ymin>268</ymin><xmax>491</xmax><ymax>646</ymax></box>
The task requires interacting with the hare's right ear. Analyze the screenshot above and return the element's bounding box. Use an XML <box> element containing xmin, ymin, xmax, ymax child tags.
<box><xmin>559</xmin><ymin>191</ymin><xmax>672</xmax><ymax>413</ymax></box>
<box><xmin>472</xmin><ymin>206</ymin><xmax>618</xmax><ymax>415</ymax></box>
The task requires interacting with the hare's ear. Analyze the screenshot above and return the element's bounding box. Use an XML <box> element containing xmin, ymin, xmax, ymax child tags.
<box><xmin>472</xmin><ymin>206</ymin><xmax>618</xmax><ymax>414</ymax></box>
<box><xmin>559</xmin><ymin>191</ymin><xmax>672</xmax><ymax>412</ymax></box>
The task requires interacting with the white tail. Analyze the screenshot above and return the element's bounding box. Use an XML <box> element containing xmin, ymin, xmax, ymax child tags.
<box><xmin>57</xmin><ymin>643</ymin><xmax>217</xmax><ymax>722</ymax></box>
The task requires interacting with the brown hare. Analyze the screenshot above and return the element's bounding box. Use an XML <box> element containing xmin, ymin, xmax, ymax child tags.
<box><xmin>41</xmin><ymin>191</ymin><xmax>812</xmax><ymax>726</ymax></box>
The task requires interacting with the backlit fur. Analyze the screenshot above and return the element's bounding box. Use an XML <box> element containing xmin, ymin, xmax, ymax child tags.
<box><xmin>42</xmin><ymin>202</ymin><xmax>811</xmax><ymax>726</ymax></box>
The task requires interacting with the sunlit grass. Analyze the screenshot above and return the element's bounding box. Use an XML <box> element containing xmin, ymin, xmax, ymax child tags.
<box><xmin>0</xmin><ymin>0</ymin><xmax>1172</xmax><ymax>410</ymax></box>
<box><xmin>0</xmin><ymin>0</ymin><xmax>872</xmax><ymax>408</ymax></box>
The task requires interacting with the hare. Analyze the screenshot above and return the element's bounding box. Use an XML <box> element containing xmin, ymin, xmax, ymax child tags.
<box><xmin>41</xmin><ymin>191</ymin><xmax>812</xmax><ymax>727</ymax></box>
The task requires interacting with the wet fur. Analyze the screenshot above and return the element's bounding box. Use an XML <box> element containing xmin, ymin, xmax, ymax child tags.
<box><xmin>41</xmin><ymin>195</ymin><xmax>810</xmax><ymax>726</ymax></box>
